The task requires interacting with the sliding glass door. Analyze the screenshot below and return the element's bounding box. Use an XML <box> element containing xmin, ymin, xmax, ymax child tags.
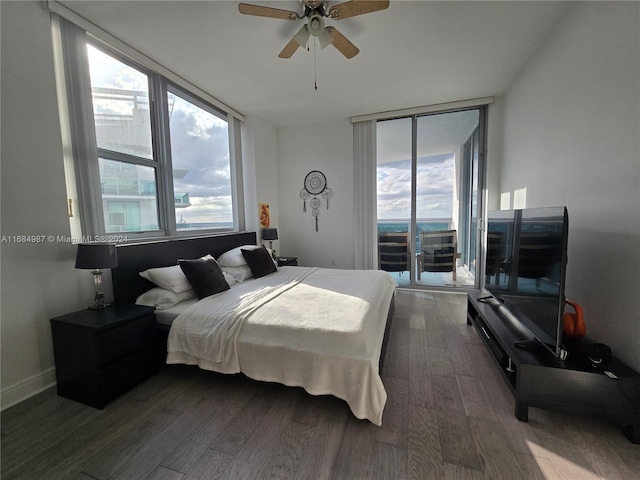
<box><xmin>376</xmin><ymin>108</ymin><xmax>485</xmax><ymax>289</ymax></box>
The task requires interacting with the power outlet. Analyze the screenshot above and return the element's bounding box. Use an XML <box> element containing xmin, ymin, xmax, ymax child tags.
<box><xmin>331</xmin><ymin>258</ymin><xmax>336</xmax><ymax>266</ymax></box>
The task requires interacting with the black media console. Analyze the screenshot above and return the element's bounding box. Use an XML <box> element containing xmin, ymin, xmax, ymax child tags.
<box><xmin>467</xmin><ymin>290</ymin><xmax>640</xmax><ymax>443</ymax></box>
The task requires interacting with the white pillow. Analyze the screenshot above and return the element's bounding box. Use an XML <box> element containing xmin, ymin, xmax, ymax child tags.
<box><xmin>135</xmin><ymin>287</ymin><xmax>196</xmax><ymax>309</ymax></box>
<box><xmin>223</xmin><ymin>271</ymin><xmax>236</xmax><ymax>286</ymax></box>
<box><xmin>221</xmin><ymin>265</ymin><xmax>253</xmax><ymax>282</ymax></box>
<box><xmin>140</xmin><ymin>265</ymin><xmax>192</xmax><ymax>293</ymax></box>
<box><xmin>217</xmin><ymin>245</ymin><xmax>260</xmax><ymax>267</ymax></box>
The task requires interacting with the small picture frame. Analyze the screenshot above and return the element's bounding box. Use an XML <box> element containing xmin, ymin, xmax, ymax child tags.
<box><xmin>259</xmin><ymin>203</ymin><xmax>270</xmax><ymax>228</ymax></box>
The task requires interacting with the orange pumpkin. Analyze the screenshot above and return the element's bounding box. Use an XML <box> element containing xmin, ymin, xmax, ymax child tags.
<box><xmin>562</xmin><ymin>299</ymin><xmax>586</xmax><ymax>339</ymax></box>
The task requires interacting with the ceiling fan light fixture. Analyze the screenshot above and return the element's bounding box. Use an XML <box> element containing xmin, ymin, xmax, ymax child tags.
<box><xmin>307</xmin><ymin>14</ymin><xmax>325</xmax><ymax>36</ymax></box>
<box><xmin>318</xmin><ymin>28</ymin><xmax>333</xmax><ymax>49</ymax></box>
<box><xmin>292</xmin><ymin>25</ymin><xmax>310</xmax><ymax>48</ymax></box>
<box><xmin>240</xmin><ymin>0</ymin><xmax>390</xmax><ymax>60</ymax></box>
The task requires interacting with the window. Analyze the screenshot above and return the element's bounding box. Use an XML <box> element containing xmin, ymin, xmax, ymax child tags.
<box><xmin>55</xmin><ymin>17</ymin><xmax>242</xmax><ymax>239</ymax></box>
<box><xmin>376</xmin><ymin>108</ymin><xmax>485</xmax><ymax>289</ymax></box>
<box><xmin>167</xmin><ymin>89</ymin><xmax>233</xmax><ymax>231</ymax></box>
<box><xmin>98</xmin><ymin>159</ymin><xmax>158</xmax><ymax>232</ymax></box>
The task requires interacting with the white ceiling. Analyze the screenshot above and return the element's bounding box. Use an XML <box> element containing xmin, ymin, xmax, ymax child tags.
<box><xmin>59</xmin><ymin>1</ymin><xmax>570</xmax><ymax>128</ymax></box>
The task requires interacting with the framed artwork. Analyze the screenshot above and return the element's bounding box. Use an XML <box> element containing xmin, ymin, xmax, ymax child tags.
<box><xmin>259</xmin><ymin>203</ymin><xmax>270</xmax><ymax>228</ymax></box>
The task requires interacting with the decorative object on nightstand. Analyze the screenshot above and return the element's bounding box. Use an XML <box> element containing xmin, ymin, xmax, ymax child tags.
<box><xmin>50</xmin><ymin>304</ymin><xmax>158</xmax><ymax>409</ymax></box>
<box><xmin>277</xmin><ymin>256</ymin><xmax>298</xmax><ymax>267</ymax></box>
<box><xmin>75</xmin><ymin>243</ymin><xmax>118</xmax><ymax>310</ymax></box>
<box><xmin>562</xmin><ymin>299</ymin><xmax>586</xmax><ymax>339</ymax></box>
<box><xmin>262</xmin><ymin>227</ymin><xmax>278</xmax><ymax>257</ymax></box>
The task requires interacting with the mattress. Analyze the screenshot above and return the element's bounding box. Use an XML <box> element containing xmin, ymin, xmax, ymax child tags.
<box><xmin>154</xmin><ymin>298</ymin><xmax>199</xmax><ymax>327</ymax></box>
<box><xmin>166</xmin><ymin>266</ymin><xmax>396</xmax><ymax>425</ymax></box>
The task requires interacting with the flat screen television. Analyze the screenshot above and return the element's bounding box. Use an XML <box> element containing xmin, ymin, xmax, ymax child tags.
<box><xmin>484</xmin><ymin>206</ymin><xmax>569</xmax><ymax>358</ymax></box>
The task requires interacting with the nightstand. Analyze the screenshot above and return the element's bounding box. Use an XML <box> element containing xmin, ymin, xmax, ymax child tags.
<box><xmin>277</xmin><ymin>256</ymin><xmax>298</xmax><ymax>267</ymax></box>
<box><xmin>50</xmin><ymin>304</ymin><xmax>158</xmax><ymax>409</ymax></box>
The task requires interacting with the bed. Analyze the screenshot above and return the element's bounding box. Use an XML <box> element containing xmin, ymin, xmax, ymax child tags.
<box><xmin>112</xmin><ymin>232</ymin><xmax>396</xmax><ymax>425</ymax></box>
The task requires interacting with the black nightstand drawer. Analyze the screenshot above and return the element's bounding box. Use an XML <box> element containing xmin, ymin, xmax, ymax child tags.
<box><xmin>96</xmin><ymin>313</ymin><xmax>155</xmax><ymax>367</ymax></box>
<box><xmin>57</xmin><ymin>343</ymin><xmax>158</xmax><ymax>409</ymax></box>
<box><xmin>98</xmin><ymin>343</ymin><xmax>159</xmax><ymax>408</ymax></box>
<box><xmin>51</xmin><ymin>304</ymin><xmax>158</xmax><ymax>408</ymax></box>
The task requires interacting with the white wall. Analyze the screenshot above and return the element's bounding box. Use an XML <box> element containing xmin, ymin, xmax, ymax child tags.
<box><xmin>1</xmin><ymin>1</ymin><xmax>96</xmax><ymax>407</ymax></box>
<box><xmin>485</xmin><ymin>97</ymin><xmax>505</xmax><ymax>211</ymax></box>
<box><xmin>500</xmin><ymin>2</ymin><xmax>640</xmax><ymax>370</ymax></box>
<box><xmin>242</xmin><ymin>115</ymin><xmax>279</xmax><ymax>239</ymax></box>
<box><xmin>277</xmin><ymin>120</ymin><xmax>355</xmax><ymax>268</ymax></box>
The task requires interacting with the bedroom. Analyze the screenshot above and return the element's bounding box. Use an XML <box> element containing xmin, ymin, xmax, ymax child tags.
<box><xmin>1</xmin><ymin>0</ymin><xmax>639</xmax><ymax>478</ymax></box>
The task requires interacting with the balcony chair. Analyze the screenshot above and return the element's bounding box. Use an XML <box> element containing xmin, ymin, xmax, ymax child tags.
<box><xmin>378</xmin><ymin>232</ymin><xmax>410</xmax><ymax>275</ymax></box>
<box><xmin>417</xmin><ymin>230</ymin><xmax>460</xmax><ymax>281</ymax></box>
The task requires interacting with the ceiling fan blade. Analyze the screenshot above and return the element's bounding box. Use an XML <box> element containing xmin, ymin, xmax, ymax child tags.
<box><xmin>326</xmin><ymin>26</ymin><xmax>359</xmax><ymax>59</ymax></box>
<box><xmin>328</xmin><ymin>0</ymin><xmax>389</xmax><ymax>20</ymax></box>
<box><xmin>278</xmin><ymin>38</ymin><xmax>301</xmax><ymax>58</ymax></box>
<box><xmin>238</xmin><ymin>3</ymin><xmax>299</xmax><ymax>20</ymax></box>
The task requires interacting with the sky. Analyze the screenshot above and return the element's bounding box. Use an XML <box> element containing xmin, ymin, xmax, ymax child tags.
<box><xmin>377</xmin><ymin>153</ymin><xmax>454</xmax><ymax>221</ymax></box>
<box><xmin>375</xmin><ymin>109</ymin><xmax>480</xmax><ymax>222</ymax></box>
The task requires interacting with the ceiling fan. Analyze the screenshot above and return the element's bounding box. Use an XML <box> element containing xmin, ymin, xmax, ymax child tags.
<box><xmin>238</xmin><ymin>1</ymin><xmax>389</xmax><ymax>59</ymax></box>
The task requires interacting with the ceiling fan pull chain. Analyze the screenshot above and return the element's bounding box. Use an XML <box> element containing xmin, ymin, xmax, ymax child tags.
<box><xmin>314</xmin><ymin>37</ymin><xmax>318</xmax><ymax>91</ymax></box>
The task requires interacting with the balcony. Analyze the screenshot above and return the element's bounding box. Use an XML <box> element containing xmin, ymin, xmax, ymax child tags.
<box><xmin>174</xmin><ymin>193</ymin><xmax>191</xmax><ymax>208</ymax></box>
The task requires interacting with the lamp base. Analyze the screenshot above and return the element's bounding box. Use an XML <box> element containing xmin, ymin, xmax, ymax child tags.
<box><xmin>88</xmin><ymin>301</ymin><xmax>111</xmax><ymax>311</ymax></box>
<box><xmin>89</xmin><ymin>270</ymin><xmax>111</xmax><ymax>310</ymax></box>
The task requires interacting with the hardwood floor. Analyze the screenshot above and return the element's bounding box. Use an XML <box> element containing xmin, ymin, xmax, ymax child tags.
<box><xmin>2</xmin><ymin>290</ymin><xmax>639</xmax><ymax>480</ymax></box>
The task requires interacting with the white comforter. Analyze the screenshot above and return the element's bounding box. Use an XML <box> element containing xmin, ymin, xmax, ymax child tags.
<box><xmin>166</xmin><ymin>266</ymin><xmax>397</xmax><ymax>425</ymax></box>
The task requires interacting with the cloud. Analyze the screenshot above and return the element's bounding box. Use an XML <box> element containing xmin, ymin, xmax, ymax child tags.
<box><xmin>377</xmin><ymin>153</ymin><xmax>454</xmax><ymax>220</ymax></box>
<box><xmin>168</xmin><ymin>94</ymin><xmax>233</xmax><ymax>222</ymax></box>
<box><xmin>176</xmin><ymin>196</ymin><xmax>232</xmax><ymax>224</ymax></box>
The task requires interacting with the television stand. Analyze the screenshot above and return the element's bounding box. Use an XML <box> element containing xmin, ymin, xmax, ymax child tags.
<box><xmin>513</xmin><ymin>339</ymin><xmax>546</xmax><ymax>351</ymax></box>
<box><xmin>467</xmin><ymin>290</ymin><xmax>640</xmax><ymax>443</ymax></box>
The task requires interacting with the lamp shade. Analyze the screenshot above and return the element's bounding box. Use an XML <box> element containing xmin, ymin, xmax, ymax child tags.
<box><xmin>75</xmin><ymin>243</ymin><xmax>118</xmax><ymax>270</ymax></box>
<box><xmin>262</xmin><ymin>228</ymin><xmax>278</xmax><ymax>241</ymax></box>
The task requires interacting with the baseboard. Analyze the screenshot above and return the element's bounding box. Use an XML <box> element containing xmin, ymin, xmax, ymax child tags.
<box><xmin>1</xmin><ymin>368</ymin><xmax>56</xmax><ymax>411</ymax></box>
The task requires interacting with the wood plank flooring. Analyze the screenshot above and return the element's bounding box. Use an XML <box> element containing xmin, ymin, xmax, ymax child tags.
<box><xmin>2</xmin><ymin>290</ymin><xmax>639</xmax><ymax>480</ymax></box>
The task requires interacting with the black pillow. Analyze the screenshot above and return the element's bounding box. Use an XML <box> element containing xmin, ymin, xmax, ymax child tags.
<box><xmin>241</xmin><ymin>246</ymin><xmax>277</xmax><ymax>279</ymax></box>
<box><xmin>178</xmin><ymin>255</ymin><xmax>230</xmax><ymax>299</ymax></box>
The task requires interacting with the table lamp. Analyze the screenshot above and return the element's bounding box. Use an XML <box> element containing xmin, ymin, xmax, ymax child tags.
<box><xmin>262</xmin><ymin>228</ymin><xmax>278</xmax><ymax>249</ymax></box>
<box><xmin>262</xmin><ymin>228</ymin><xmax>278</xmax><ymax>257</ymax></box>
<box><xmin>75</xmin><ymin>243</ymin><xmax>118</xmax><ymax>310</ymax></box>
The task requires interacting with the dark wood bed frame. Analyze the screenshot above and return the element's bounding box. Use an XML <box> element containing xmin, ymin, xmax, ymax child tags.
<box><xmin>110</xmin><ymin>231</ymin><xmax>394</xmax><ymax>372</ymax></box>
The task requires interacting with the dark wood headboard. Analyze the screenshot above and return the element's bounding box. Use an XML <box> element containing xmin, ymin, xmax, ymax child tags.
<box><xmin>112</xmin><ymin>232</ymin><xmax>257</xmax><ymax>304</ymax></box>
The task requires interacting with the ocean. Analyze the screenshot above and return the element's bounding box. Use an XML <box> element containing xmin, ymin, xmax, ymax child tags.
<box><xmin>377</xmin><ymin>220</ymin><xmax>450</xmax><ymax>234</ymax></box>
<box><xmin>378</xmin><ymin>220</ymin><xmax>452</xmax><ymax>251</ymax></box>
<box><xmin>176</xmin><ymin>222</ymin><xmax>234</xmax><ymax>230</ymax></box>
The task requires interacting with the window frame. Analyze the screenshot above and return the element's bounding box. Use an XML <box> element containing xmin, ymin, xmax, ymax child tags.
<box><xmin>85</xmin><ymin>40</ymin><xmax>165</xmax><ymax>238</ymax></box>
<box><xmin>162</xmin><ymin>82</ymin><xmax>239</xmax><ymax>237</ymax></box>
<box><xmin>59</xmin><ymin>26</ymin><xmax>243</xmax><ymax>241</ymax></box>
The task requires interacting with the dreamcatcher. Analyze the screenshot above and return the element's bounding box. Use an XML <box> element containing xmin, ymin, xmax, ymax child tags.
<box><xmin>300</xmin><ymin>170</ymin><xmax>332</xmax><ymax>232</ymax></box>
